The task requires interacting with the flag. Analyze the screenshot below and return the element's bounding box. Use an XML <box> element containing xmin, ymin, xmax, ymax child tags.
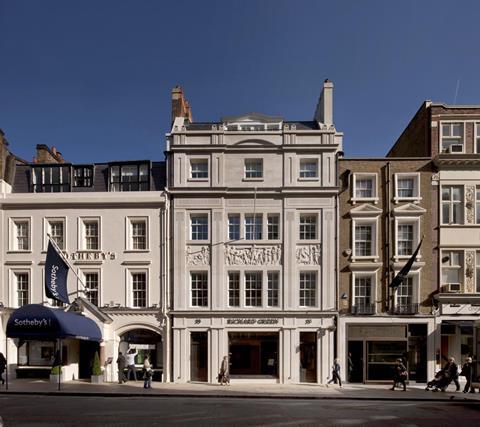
<box><xmin>45</xmin><ymin>241</ymin><xmax>70</xmax><ymax>304</ymax></box>
<box><xmin>389</xmin><ymin>237</ymin><xmax>424</xmax><ymax>288</ymax></box>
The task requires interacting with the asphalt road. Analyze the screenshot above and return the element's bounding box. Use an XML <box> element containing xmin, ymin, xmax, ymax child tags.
<box><xmin>0</xmin><ymin>395</ymin><xmax>479</xmax><ymax>426</ymax></box>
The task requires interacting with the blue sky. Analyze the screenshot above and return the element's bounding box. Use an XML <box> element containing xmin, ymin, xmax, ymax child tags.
<box><xmin>1</xmin><ymin>0</ymin><xmax>480</xmax><ymax>162</ymax></box>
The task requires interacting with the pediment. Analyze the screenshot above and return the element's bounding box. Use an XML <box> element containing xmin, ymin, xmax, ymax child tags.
<box><xmin>68</xmin><ymin>296</ymin><xmax>113</xmax><ymax>324</ymax></box>
<box><xmin>349</xmin><ymin>204</ymin><xmax>383</xmax><ymax>217</ymax></box>
<box><xmin>393</xmin><ymin>203</ymin><xmax>426</xmax><ymax>216</ymax></box>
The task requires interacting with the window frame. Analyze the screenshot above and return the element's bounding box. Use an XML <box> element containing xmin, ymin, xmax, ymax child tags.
<box><xmin>31</xmin><ymin>165</ymin><xmax>71</xmax><ymax>193</ymax></box>
<box><xmin>475</xmin><ymin>122</ymin><xmax>480</xmax><ymax>154</ymax></box>
<box><xmin>299</xmin><ymin>158</ymin><xmax>319</xmax><ymax>179</ymax></box>
<box><xmin>299</xmin><ymin>213</ymin><xmax>318</xmax><ymax>241</ymax></box>
<box><xmin>189</xmin><ymin>158</ymin><xmax>209</xmax><ymax>180</ymax></box>
<box><xmin>9</xmin><ymin>217</ymin><xmax>32</xmax><ymax>252</ymax></box>
<box><xmin>441</xmin><ymin>250</ymin><xmax>463</xmax><ymax>290</ymax></box>
<box><xmin>228</xmin><ymin>271</ymin><xmax>240</xmax><ymax>307</ymax></box>
<box><xmin>244</xmin><ymin>271</ymin><xmax>263</xmax><ymax>307</ymax></box>
<box><xmin>394</xmin><ymin>272</ymin><xmax>419</xmax><ymax>309</ymax></box>
<box><xmin>82</xmin><ymin>269</ymin><xmax>101</xmax><ymax>307</ymax></box>
<box><xmin>244</xmin><ymin>214</ymin><xmax>263</xmax><ymax>240</ymax></box>
<box><xmin>127</xmin><ymin>269</ymin><xmax>149</xmax><ymax>308</ymax></box>
<box><xmin>228</xmin><ymin>214</ymin><xmax>241</xmax><ymax>241</ymax></box>
<box><xmin>394</xmin><ymin>173</ymin><xmax>421</xmax><ymax>203</ymax></box>
<box><xmin>126</xmin><ymin>216</ymin><xmax>149</xmax><ymax>251</ymax></box>
<box><xmin>299</xmin><ymin>270</ymin><xmax>317</xmax><ymax>308</ymax></box>
<box><xmin>78</xmin><ymin>217</ymin><xmax>101</xmax><ymax>251</ymax></box>
<box><xmin>440</xmin><ymin>121</ymin><xmax>465</xmax><ymax>153</ymax></box>
<box><xmin>108</xmin><ymin>162</ymin><xmax>150</xmax><ymax>192</ymax></box>
<box><xmin>190</xmin><ymin>271</ymin><xmax>209</xmax><ymax>308</ymax></box>
<box><xmin>394</xmin><ymin>217</ymin><xmax>421</xmax><ymax>260</ymax></box>
<box><xmin>72</xmin><ymin>165</ymin><xmax>94</xmax><ymax>188</ymax></box>
<box><xmin>244</xmin><ymin>159</ymin><xmax>264</xmax><ymax>180</ymax></box>
<box><xmin>441</xmin><ymin>185</ymin><xmax>464</xmax><ymax>225</ymax></box>
<box><xmin>267</xmin><ymin>214</ymin><xmax>280</xmax><ymax>240</ymax></box>
<box><xmin>267</xmin><ymin>271</ymin><xmax>279</xmax><ymax>307</ymax></box>
<box><xmin>43</xmin><ymin>217</ymin><xmax>66</xmax><ymax>251</ymax></box>
<box><xmin>190</xmin><ymin>213</ymin><xmax>209</xmax><ymax>241</ymax></box>
<box><xmin>10</xmin><ymin>269</ymin><xmax>31</xmax><ymax>308</ymax></box>
<box><xmin>352</xmin><ymin>272</ymin><xmax>376</xmax><ymax>314</ymax></box>
<box><xmin>352</xmin><ymin>173</ymin><xmax>379</xmax><ymax>204</ymax></box>
<box><xmin>352</xmin><ymin>218</ymin><xmax>378</xmax><ymax>261</ymax></box>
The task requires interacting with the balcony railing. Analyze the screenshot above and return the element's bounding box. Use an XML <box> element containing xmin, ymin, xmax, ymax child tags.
<box><xmin>351</xmin><ymin>304</ymin><xmax>376</xmax><ymax>315</ymax></box>
<box><xmin>392</xmin><ymin>303</ymin><xmax>419</xmax><ymax>315</ymax></box>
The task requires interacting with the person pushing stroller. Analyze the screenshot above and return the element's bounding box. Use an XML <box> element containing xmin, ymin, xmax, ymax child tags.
<box><xmin>426</xmin><ymin>357</ymin><xmax>460</xmax><ymax>392</ymax></box>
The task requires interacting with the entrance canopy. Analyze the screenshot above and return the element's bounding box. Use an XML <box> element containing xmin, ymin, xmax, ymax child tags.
<box><xmin>6</xmin><ymin>304</ymin><xmax>102</xmax><ymax>342</ymax></box>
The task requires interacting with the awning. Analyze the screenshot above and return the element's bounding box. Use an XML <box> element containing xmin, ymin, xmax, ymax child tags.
<box><xmin>6</xmin><ymin>304</ymin><xmax>102</xmax><ymax>342</ymax></box>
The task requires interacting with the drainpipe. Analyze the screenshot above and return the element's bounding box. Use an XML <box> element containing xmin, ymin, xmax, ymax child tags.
<box><xmin>386</xmin><ymin>161</ymin><xmax>392</xmax><ymax>313</ymax></box>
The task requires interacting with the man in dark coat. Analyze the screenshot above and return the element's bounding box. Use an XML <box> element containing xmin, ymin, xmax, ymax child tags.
<box><xmin>390</xmin><ymin>358</ymin><xmax>407</xmax><ymax>391</ymax></box>
<box><xmin>461</xmin><ymin>357</ymin><xmax>475</xmax><ymax>393</ymax></box>
<box><xmin>0</xmin><ymin>352</ymin><xmax>6</xmax><ymax>385</ymax></box>
<box><xmin>442</xmin><ymin>357</ymin><xmax>460</xmax><ymax>392</ymax></box>
<box><xmin>116</xmin><ymin>352</ymin><xmax>127</xmax><ymax>384</ymax></box>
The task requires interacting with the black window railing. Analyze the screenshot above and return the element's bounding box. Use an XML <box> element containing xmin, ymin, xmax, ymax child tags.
<box><xmin>392</xmin><ymin>303</ymin><xmax>419</xmax><ymax>315</ymax></box>
<box><xmin>351</xmin><ymin>304</ymin><xmax>375</xmax><ymax>315</ymax></box>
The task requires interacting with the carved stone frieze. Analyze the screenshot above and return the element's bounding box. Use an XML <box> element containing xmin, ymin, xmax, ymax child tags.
<box><xmin>225</xmin><ymin>245</ymin><xmax>282</xmax><ymax>266</ymax></box>
<box><xmin>186</xmin><ymin>246</ymin><xmax>210</xmax><ymax>266</ymax></box>
<box><xmin>465</xmin><ymin>250</ymin><xmax>476</xmax><ymax>293</ymax></box>
<box><xmin>296</xmin><ymin>244</ymin><xmax>321</xmax><ymax>265</ymax></box>
<box><xmin>465</xmin><ymin>186</ymin><xmax>476</xmax><ymax>224</ymax></box>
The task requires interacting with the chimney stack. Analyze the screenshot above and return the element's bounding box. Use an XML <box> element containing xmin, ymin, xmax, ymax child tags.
<box><xmin>171</xmin><ymin>86</ymin><xmax>193</xmax><ymax>124</ymax></box>
<box><xmin>34</xmin><ymin>144</ymin><xmax>65</xmax><ymax>164</ymax></box>
<box><xmin>314</xmin><ymin>79</ymin><xmax>334</xmax><ymax>126</ymax></box>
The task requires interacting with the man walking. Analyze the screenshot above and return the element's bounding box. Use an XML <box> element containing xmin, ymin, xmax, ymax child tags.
<box><xmin>126</xmin><ymin>348</ymin><xmax>138</xmax><ymax>381</ymax></box>
<box><xmin>443</xmin><ymin>357</ymin><xmax>460</xmax><ymax>392</ymax></box>
<box><xmin>116</xmin><ymin>351</ymin><xmax>127</xmax><ymax>384</ymax></box>
<box><xmin>327</xmin><ymin>359</ymin><xmax>342</xmax><ymax>387</ymax></box>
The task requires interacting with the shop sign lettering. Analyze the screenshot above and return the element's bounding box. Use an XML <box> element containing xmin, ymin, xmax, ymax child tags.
<box><xmin>227</xmin><ymin>318</ymin><xmax>279</xmax><ymax>325</ymax></box>
<box><xmin>14</xmin><ymin>317</ymin><xmax>51</xmax><ymax>327</ymax></box>
<box><xmin>65</xmin><ymin>251</ymin><xmax>116</xmax><ymax>261</ymax></box>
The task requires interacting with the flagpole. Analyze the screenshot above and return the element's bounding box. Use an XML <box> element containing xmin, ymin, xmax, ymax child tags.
<box><xmin>47</xmin><ymin>234</ymin><xmax>90</xmax><ymax>296</ymax></box>
<box><xmin>5</xmin><ymin>339</ymin><xmax>8</xmax><ymax>391</ymax></box>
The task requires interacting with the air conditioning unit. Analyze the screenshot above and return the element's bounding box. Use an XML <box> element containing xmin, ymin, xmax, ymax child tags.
<box><xmin>448</xmin><ymin>144</ymin><xmax>464</xmax><ymax>153</ymax></box>
<box><xmin>446</xmin><ymin>283</ymin><xmax>461</xmax><ymax>293</ymax></box>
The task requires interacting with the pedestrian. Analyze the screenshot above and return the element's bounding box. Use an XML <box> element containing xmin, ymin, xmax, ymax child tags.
<box><xmin>461</xmin><ymin>357</ymin><xmax>475</xmax><ymax>393</ymax></box>
<box><xmin>125</xmin><ymin>348</ymin><xmax>138</xmax><ymax>381</ymax></box>
<box><xmin>442</xmin><ymin>357</ymin><xmax>460</xmax><ymax>392</ymax></box>
<box><xmin>116</xmin><ymin>351</ymin><xmax>127</xmax><ymax>384</ymax></box>
<box><xmin>218</xmin><ymin>356</ymin><xmax>230</xmax><ymax>386</ymax></box>
<box><xmin>347</xmin><ymin>352</ymin><xmax>354</xmax><ymax>382</ymax></box>
<box><xmin>143</xmin><ymin>356</ymin><xmax>153</xmax><ymax>389</ymax></box>
<box><xmin>390</xmin><ymin>358</ymin><xmax>407</xmax><ymax>391</ymax></box>
<box><xmin>327</xmin><ymin>358</ymin><xmax>342</xmax><ymax>387</ymax></box>
<box><xmin>0</xmin><ymin>352</ymin><xmax>6</xmax><ymax>385</ymax></box>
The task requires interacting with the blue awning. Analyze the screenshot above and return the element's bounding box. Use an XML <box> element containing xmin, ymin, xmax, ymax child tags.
<box><xmin>6</xmin><ymin>304</ymin><xmax>102</xmax><ymax>342</ymax></box>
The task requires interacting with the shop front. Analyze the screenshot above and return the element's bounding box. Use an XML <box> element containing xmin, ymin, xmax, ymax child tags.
<box><xmin>340</xmin><ymin>319</ymin><xmax>434</xmax><ymax>384</ymax></box>
<box><xmin>173</xmin><ymin>314</ymin><xmax>335</xmax><ymax>384</ymax></box>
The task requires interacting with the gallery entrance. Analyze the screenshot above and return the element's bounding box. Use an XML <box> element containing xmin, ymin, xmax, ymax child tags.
<box><xmin>229</xmin><ymin>332</ymin><xmax>279</xmax><ymax>378</ymax></box>
<box><xmin>79</xmin><ymin>340</ymin><xmax>100</xmax><ymax>379</ymax></box>
<box><xmin>299</xmin><ymin>332</ymin><xmax>317</xmax><ymax>383</ymax></box>
<box><xmin>190</xmin><ymin>332</ymin><xmax>208</xmax><ymax>382</ymax></box>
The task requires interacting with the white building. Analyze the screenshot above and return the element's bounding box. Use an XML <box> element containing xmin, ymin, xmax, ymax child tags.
<box><xmin>167</xmin><ymin>81</ymin><xmax>343</xmax><ymax>384</ymax></box>
<box><xmin>0</xmin><ymin>147</ymin><xmax>170</xmax><ymax>382</ymax></box>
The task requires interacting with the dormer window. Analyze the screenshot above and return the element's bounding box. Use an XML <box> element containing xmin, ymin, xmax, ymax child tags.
<box><xmin>32</xmin><ymin>165</ymin><xmax>71</xmax><ymax>193</ymax></box>
<box><xmin>73</xmin><ymin>166</ymin><xmax>93</xmax><ymax>188</ymax></box>
<box><xmin>109</xmin><ymin>162</ymin><xmax>149</xmax><ymax>192</ymax></box>
<box><xmin>441</xmin><ymin>122</ymin><xmax>464</xmax><ymax>153</ymax></box>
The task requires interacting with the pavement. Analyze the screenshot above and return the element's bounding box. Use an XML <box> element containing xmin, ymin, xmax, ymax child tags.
<box><xmin>1</xmin><ymin>379</ymin><xmax>480</xmax><ymax>402</ymax></box>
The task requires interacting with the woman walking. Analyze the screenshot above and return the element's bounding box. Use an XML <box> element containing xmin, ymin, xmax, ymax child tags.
<box><xmin>218</xmin><ymin>356</ymin><xmax>230</xmax><ymax>386</ymax></box>
<box><xmin>143</xmin><ymin>356</ymin><xmax>153</xmax><ymax>389</ymax></box>
<box><xmin>327</xmin><ymin>359</ymin><xmax>342</xmax><ymax>387</ymax></box>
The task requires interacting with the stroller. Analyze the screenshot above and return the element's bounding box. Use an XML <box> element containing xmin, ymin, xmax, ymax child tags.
<box><xmin>425</xmin><ymin>370</ymin><xmax>451</xmax><ymax>391</ymax></box>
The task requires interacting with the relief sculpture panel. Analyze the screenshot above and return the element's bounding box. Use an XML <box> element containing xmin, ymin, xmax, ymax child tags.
<box><xmin>296</xmin><ymin>244</ymin><xmax>321</xmax><ymax>265</ymax></box>
<box><xmin>186</xmin><ymin>246</ymin><xmax>211</xmax><ymax>266</ymax></box>
<box><xmin>465</xmin><ymin>250</ymin><xmax>476</xmax><ymax>293</ymax></box>
<box><xmin>225</xmin><ymin>245</ymin><xmax>282</xmax><ymax>266</ymax></box>
<box><xmin>465</xmin><ymin>186</ymin><xmax>476</xmax><ymax>225</ymax></box>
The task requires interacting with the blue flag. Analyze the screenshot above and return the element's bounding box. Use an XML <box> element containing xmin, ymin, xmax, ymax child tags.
<box><xmin>45</xmin><ymin>241</ymin><xmax>70</xmax><ymax>304</ymax></box>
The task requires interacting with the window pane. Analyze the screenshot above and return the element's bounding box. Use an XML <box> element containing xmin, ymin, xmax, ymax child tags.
<box><xmin>228</xmin><ymin>215</ymin><xmax>240</xmax><ymax>240</ymax></box>
<box><xmin>85</xmin><ymin>273</ymin><xmax>99</xmax><ymax>306</ymax></box>
<box><xmin>49</xmin><ymin>221</ymin><xmax>64</xmax><ymax>249</ymax></box>
<box><xmin>397</xmin><ymin>178</ymin><xmax>414</xmax><ymax>198</ymax></box>
<box><xmin>132</xmin><ymin>220</ymin><xmax>147</xmax><ymax>250</ymax></box>
<box><xmin>16</xmin><ymin>273</ymin><xmax>29</xmax><ymax>307</ymax></box>
<box><xmin>299</xmin><ymin>215</ymin><xmax>316</xmax><ymax>240</ymax></box>
<box><xmin>191</xmin><ymin>215</ymin><xmax>208</xmax><ymax>240</ymax></box>
<box><xmin>245</xmin><ymin>272</ymin><xmax>262</xmax><ymax>307</ymax></box>
<box><xmin>191</xmin><ymin>272</ymin><xmax>208</xmax><ymax>307</ymax></box>
<box><xmin>132</xmin><ymin>273</ymin><xmax>147</xmax><ymax>307</ymax></box>
<box><xmin>267</xmin><ymin>272</ymin><xmax>279</xmax><ymax>307</ymax></box>
<box><xmin>300</xmin><ymin>160</ymin><xmax>318</xmax><ymax>178</ymax></box>
<box><xmin>245</xmin><ymin>215</ymin><xmax>262</xmax><ymax>240</ymax></box>
<box><xmin>228</xmin><ymin>272</ymin><xmax>240</xmax><ymax>307</ymax></box>
<box><xmin>84</xmin><ymin>221</ymin><xmax>99</xmax><ymax>250</ymax></box>
<box><xmin>191</xmin><ymin>160</ymin><xmax>208</xmax><ymax>179</ymax></box>
<box><xmin>299</xmin><ymin>272</ymin><xmax>316</xmax><ymax>307</ymax></box>
<box><xmin>267</xmin><ymin>215</ymin><xmax>279</xmax><ymax>240</ymax></box>
<box><xmin>354</xmin><ymin>276</ymin><xmax>372</xmax><ymax>307</ymax></box>
<box><xmin>397</xmin><ymin>224</ymin><xmax>413</xmax><ymax>256</ymax></box>
<box><xmin>355</xmin><ymin>224</ymin><xmax>372</xmax><ymax>256</ymax></box>
<box><xmin>356</xmin><ymin>178</ymin><xmax>373</xmax><ymax>198</ymax></box>
<box><xmin>245</xmin><ymin>159</ymin><xmax>263</xmax><ymax>178</ymax></box>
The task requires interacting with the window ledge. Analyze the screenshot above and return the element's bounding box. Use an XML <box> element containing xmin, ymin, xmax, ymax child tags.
<box><xmin>242</xmin><ymin>178</ymin><xmax>264</xmax><ymax>182</ymax></box>
<box><xmin>351</xmin><ymin>256</ymin><xmax>379</xmax><ymax>262</ymax></box>
<box><xmin>76</xmin><ymin>249</ymin><xmax>102</xmax><ymax>253</ymax></box>
<box><xmin>351</xmin><ymin>197</ymin><xmax>379</xmax><ymax>205</ymax></box>
<box><xmin>394</xmin><ymin>197</ymin><xmax>422</xmax><ymax>204</ymax></box>
<box><xmin>298</xmin><ymin>177</ymin><xmax>319</xmax><ymax>182</ymax></box>
<box><xmin>6</xmin><ymin>250</ymin><xmax>32</xmax><ymax>254</ymax></box>
<box><xmin>187</xmin><ymin>178</ymin><xmax>209</xmax><ymax>182</ymax></box>
<box><xmin>124</xmin><ymin>249</ymin><xmax>150</xmax><ymax>253</ymax></box>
